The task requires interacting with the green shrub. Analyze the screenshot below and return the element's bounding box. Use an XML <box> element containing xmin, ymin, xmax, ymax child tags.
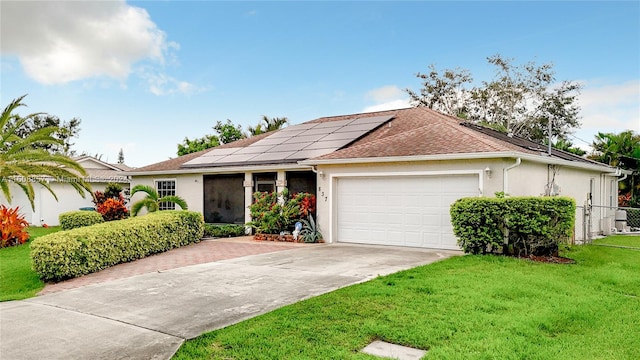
<box><xmin>59</xmin><ymin>210</ymin><xmax>104</xmax><ymax>230</ymax></box>
<box><xmin>31</xmin><ymin>211</ymin><xmax>204</xmax><ymax>281</ymax></box>
<box><xmin>204</xmin><ymin>223</ymin><xmax>246</xmax><ymax>238</ymax></box>
<box><xmin>450</xmin><ymin>196</ymin><xmax>575</xmax><ymax>256</ymax></box>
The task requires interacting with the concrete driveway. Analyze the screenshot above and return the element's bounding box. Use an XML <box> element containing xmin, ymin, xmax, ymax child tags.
<box><xmin>0</xmin><ymin>242</ymin><xmax>459</xmax><ymax>360</ymax></box>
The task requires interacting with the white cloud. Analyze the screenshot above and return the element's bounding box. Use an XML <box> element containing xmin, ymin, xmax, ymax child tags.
<box><xmin>363</xmin><ymin>85</ymin><xmax>411</xmax><ymax>113</ymax></box>
<box><xmin>578</xmin><ymin>80</ymin><xmax>640</xmax><ymax>132</ymax></box>
<box><xmin>363</xmin><ymin>99</ymin><xmax>411</xmax><ymax>113</ymax></box>
<box><xmin>0</xmin><ymin>0</ymin><xmax>175</xmax><ymax>85</ymax></box>
<box><xmin>141</xmin><ymin>71</ymin><xmax>207</xmax><ymax>96</ymax></box>
<box><xmin>365</xmin><ymin>85</ymin><xmax>405</xmax><ymax>103</ymax></box>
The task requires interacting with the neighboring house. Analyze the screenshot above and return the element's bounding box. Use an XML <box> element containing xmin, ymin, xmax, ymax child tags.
<box><xmin>128</xmin><ymin>107</ymin><xmax>624</xmax><ymax>249</ymax></box>
<box><xmin>1</xmin><ymin>156</ymin><xmax>131</xmax><ymax>226</ymax></box>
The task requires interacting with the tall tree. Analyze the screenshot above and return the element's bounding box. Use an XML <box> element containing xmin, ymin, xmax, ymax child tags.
<box><xmin>176</xmin><ymin>119</ymin><xmax>246</xmax><ymax>156</ymax></box>
<box><xmin>407</xmin><ymin>55</ymin><xmax>582</xmax><ymax>145</ymax></box>
<box><xmin>213</xmin><ymin>119</ymin><xmax>245</xmax><ymax>144</ymax></box>
<box><xmin>0</xmin><ymin>95</ymin><xmax>91</xmax><ymax>210</ymax></box>
<box><xmin>406</xmin><ymin>65</ymin><xmax>473</xmax><ymax>118</ymax></box>
<box><xmin>117</xmin><ymin>148</ymin><xmax>125</xmax><ymax>164</ymax></box>
<box><xmin>177</xmin><ymin>134</ymin><xmax>220</xmax><ymax>156</ymax></box>
<box><xmin>7</xmin><ymin>114</ymin><xmax>81</xmax><ymax>155</ymax></box>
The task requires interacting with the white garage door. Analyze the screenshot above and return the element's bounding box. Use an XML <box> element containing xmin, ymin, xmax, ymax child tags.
<box><xmin>336</xmin><ymin>175</ymin><xmax>479</xmax><ymax>249</ymax></box>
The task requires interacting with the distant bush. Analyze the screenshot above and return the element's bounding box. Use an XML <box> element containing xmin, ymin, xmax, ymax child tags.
<box><xmin>31</xmin><ymin>211</ymin><xmax>204</xmax><ymax>281</ymax></box>
<box><xmin>59</xmin><ymin>210</ymin><xmax>105</xmax><ymax>230</ymax></box>
<box><xmin>450</xmin><ymin>196</ymin><xmax>575</xmax><ymax>256</ymax></box>
<box><xmin>203</xmin><ymin>223</ymin><xmax>246</xmax><ymax>238</ymax></box>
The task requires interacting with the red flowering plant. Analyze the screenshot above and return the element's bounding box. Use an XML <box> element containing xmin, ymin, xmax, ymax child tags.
<box><xmin>92</xmin><ymin>183</ymin><xmax>129</xmax><ymax>221</ymax></box>
<box><xmin>0</xmin><ymin>205</ymin><xmax>30</xmax><ymax>248</ymax></box>
<box><xmin>619</xmin><ymin>192</ymin><xmax>632</xmax><ymax>207</ymax></box>
<box><xmin>97</xmin><ymin>197</ymin><xmax>129</xmax><ymax>221</ymax></box>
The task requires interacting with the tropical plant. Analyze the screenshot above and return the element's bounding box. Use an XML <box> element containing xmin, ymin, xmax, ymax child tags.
<box><xmin>248</xmin><ymin>115</ymin><xmax>289</xmax><ymax>136</ymax></box>
<box><xmin>0</xmin><ymin>205</ymin><xmax>30</xmax><ymax>248</ymax></box>
<box><xmin>589</xmin><ymin>130</ymin><xmax>640</xmax><ymax>205</ymax></box>
<box><xmin>300</xmin><ymin>215</ymin><xmax>323</xmax><ymax>243</ymax></box>
<box><xmin>92</xmin><ymin>183</ymin><xmax>129</xmax><ymax>221</ymax></box>
<box><xmin>0</xmin><ymin>95</ymin><xmax>91</xmax><ymax>210</ymax></box>
<box><xmin>247</xmin><ymin>190</ymin><xmax>317</xmax><ymax>234</ymax></box>
<box><xmin>97</xmin><ymin>198</ymin><xmax>129</xmax><ymax>221</ymax></box>
<box><xmin>130</xmin><ymin>184</ymin><xmax>188</xmax><ymax>216</ymax></box>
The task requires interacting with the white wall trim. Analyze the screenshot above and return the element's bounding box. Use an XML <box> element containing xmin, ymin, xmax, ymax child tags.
<box><xmin>327</xmin><ymin>170</ymin><xmax>483</xmax><ymax>244</ymax></box>
<box><xmin>127</xmin><ymin>164</ymin><xmax>312</xmax><ymax>176</ymax></box>
<box><xmin>302</xmin><ymin>151</ymin><xmax>616</xmax><ymax>173</ymax></box>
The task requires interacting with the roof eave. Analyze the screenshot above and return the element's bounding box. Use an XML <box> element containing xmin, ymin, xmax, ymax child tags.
<box><xmin>126</xmin><ymin>163</ymin><xmax>314</xmax><ymax>176</ymax></box>
<box><xmin>301</xmin><ymin>151</ymin><xmax>619</xmax><ymax>174</ymax></box>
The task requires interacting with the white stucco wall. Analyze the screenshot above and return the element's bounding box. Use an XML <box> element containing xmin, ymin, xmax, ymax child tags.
<box><xmin>130</xmin><ymin>174</ymin><xmax>204</xmax><ymax>215</ymax></box>
<box><xmin>316</xmin><ymin>158</ymin><xmax>618</xmax><ymax>243</ymax></box>
<box><xmin>508</xmin><ymin>161</ymin><xmax>618</xmax><ymax>240</ymax></box>
<box><xmin>0</xmin><ymin>182</ymin><xmax>119</xmax><ymax>226</ymax></box>
<box><xmin>316</xmin><ymin>159</ymin><xmax>508</xmax><ymax>244</ymax></box>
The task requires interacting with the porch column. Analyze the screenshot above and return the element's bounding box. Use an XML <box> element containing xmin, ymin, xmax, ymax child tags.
<box><xmin>276</xmin><ymin>170</ymin><xmax>287</xmax><ymax>193</ymax></box>
<box><xmin>243</xmin><ymin>172</ymin><xmax>253</xmax><ymax>229</ymax></box>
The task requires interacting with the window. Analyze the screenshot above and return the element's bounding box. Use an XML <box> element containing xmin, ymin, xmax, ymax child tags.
<box><xmin>253</xmin><ymin>173</ymin><xmax>276</xmax><ymax>193</ymax></box>
<box><xmin>286</xmin><ymin>171</ymin><xmax>316</xmax><ymax>195</ymax></box>
<box><xmin>156</xmin><ymin>180</ymin><xmax>176</xmax><ymax>210</ymax></box>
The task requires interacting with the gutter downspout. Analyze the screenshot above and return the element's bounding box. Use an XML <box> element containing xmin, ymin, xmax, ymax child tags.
<box><xmin>503</xmin><ymin>157</ymin><xmax>521</xmax><ymax>195</ymax></box>
<box><xmin>617</xmin><ymin>172</ymin><xmax>628</xmax><ymax>206</ymax></box>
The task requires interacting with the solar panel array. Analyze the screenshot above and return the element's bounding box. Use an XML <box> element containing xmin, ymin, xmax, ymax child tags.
<box><xmin>182</xmin><ymin>115</ymin><xmax>393</xmax><ymax>168</ymax></box>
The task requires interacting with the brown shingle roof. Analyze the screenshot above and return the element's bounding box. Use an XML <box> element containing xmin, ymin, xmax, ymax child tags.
<box><xmin>131</xmin><ymin>132</ymin><xmax>275</xmax><ymax>172</ymax></box>
<box><xmin>312</xmin><ymin>107</ymin><xmax>537</xmax><ymax>160</ymax></box>
<box><xmin>131</xmin><ymin>107</ymin><xmax>601</xmax><ymax>172</ymax></box>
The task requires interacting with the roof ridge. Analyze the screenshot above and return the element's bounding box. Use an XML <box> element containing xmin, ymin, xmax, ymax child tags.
<box><xmin>452</xmin><ymin>122</ymin><xmax>524</xmax><ymax>152</ymax></box>
<box><xmin>313</xmin><ymin>108</ymin><xmax>403</xmax><ymax>122</ymax></box>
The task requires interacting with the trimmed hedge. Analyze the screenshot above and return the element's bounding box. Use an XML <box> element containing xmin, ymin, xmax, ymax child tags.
<box><xmin>31</xmin><ymin>211</ymin><xmax>204</xmax><ymax>281</ymax></box>
<box><xmin>59</xmin><ymin>210</ymin><xmax>104</xmax><ymax>230</ymax></box>
<box><xmin>450</xmin><ymin>197</ymin><xmax>575</xmax><ymax>256</ymax></box>
<box><xmin>203</xmin><ymin>223</ymin><xmax>246</xmax><ymax>238</ymax></box>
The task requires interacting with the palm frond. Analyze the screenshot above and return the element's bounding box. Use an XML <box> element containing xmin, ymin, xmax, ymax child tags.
<box><xmin>131</xmin><ymin>184</ymin><xmax>159</xmax><ymax>201</ymax></box>
<box><xmin>131</xmin><ymin>198</ymin><xmax>158</xmax><ymax>216</ymax></box>
<box><xmin>158</xmin><ymin>195</ymin><xmax>188</xmax><ymax>210</ymax></box>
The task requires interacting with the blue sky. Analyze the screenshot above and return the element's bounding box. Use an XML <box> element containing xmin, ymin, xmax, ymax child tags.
<box><xmin>1</xmin><ymin>1</ymin><xmax>638</xmax><ymax>167</ymax></box>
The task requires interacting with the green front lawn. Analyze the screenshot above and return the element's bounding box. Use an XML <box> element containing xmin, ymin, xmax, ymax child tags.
<box><xmin>594</xmin><ymin>234</ymin><xmax>640</xmax><ymax>248</ymax></box>
<box><xmin>0</xmin><ymin>226</ymin><xmax>60</xmax><ymax>301</ymax></box>
<box><xmin>175</xmin><ymin>240</ymin><xmax>640</xmax><ymax>359</ymax></box>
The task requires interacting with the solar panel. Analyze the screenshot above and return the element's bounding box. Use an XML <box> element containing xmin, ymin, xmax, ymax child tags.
<box><xmin>203</xmin><ymin>147</ymin><xmax>242</xmax><ymax>156</ymax></box>
<box><xmin>320</xmin><ymin>131</ymin><xmax>368</xmax><ymax>141</ymax></box>
<box><xmin>251</xmin><ymin>151</ymin><xmax>297</xmax><ymax>162</ymax></box>
<box><xmin>182</xmin><ymin>114</ymin><xmax>393</xmax><ymax>168</ymax></box>
<box><xmin>314</xmin><ymin>119</ymin><xmax>354</xmax><ymax>128</ymax></box>
<box><xmin>286</xmin><ymin>134</ymin><xmax>326</xmax><ymax>144</ymax></box>
<box><xmin>234</xmin><ymin>145</ymin><xmax>275</xmax><ymax>154</ymax></box>
<box><xmin>219</xmin><ymin>154</ymin><xmax>258</xmax><ymax>163</ymax></box>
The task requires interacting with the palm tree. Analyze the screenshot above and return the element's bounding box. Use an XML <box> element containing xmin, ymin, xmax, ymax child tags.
<box><xmin>0</xmin><ymin>95</ymin><xmax>90</xmax><ymax>210</ymax></box>
<box><xmin>130</xmin><ymin>184</ymin><xmax>188</xmax><ymax>216</ymax></box>
<box><xmin>248</xmin><ymin>116</ymin><xmax>289</xmax><ymax>136</ymax></box>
